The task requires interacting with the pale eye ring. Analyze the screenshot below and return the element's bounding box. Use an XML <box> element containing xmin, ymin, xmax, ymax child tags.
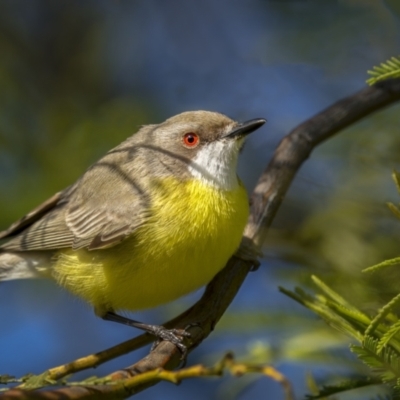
<box><xmin>182</xmin><ymin>132</ymin><xmax>200</xmax><ymax>148</ymax></box>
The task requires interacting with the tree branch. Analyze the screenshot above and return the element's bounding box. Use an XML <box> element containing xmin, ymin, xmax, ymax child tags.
<box><xmin>4</xmin><ymin>78</ymin><xmax>400</xmax><ymax>399</ymax></box>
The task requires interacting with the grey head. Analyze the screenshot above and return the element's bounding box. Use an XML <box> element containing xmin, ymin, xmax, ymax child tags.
<box><xmin>105</xmin><ymin>110</ymin><xmax>266</xmax><ymax>190</ymax></box>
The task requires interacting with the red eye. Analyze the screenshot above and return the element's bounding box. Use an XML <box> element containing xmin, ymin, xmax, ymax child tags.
<box><xmin>183</xmin><ymin>132</ymin><xmax>199</xmax><ymax>148</ymax></box>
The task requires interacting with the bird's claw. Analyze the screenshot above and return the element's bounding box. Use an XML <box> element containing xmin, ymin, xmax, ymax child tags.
<box><xmin>150</xmin><ymin>325</ymin><xmax>191</xmax><ymax>361</ymax></box>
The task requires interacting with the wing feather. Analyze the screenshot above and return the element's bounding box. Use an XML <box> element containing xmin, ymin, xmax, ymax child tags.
<box><xmin>0</xmin><ymin>154</ymin><xmax>149</xmax><ymax>252</ymax></box>
<box><xmin>0</xmin><ymin>191</ymin><xmax>64</xmax><ymax>240</ymax></box>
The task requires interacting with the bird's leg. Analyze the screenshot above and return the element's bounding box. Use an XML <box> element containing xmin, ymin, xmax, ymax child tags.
<box><xmin>102</xmin><ymin>311</ymin><xmax>191</xmax><ymax>358</ymax></box>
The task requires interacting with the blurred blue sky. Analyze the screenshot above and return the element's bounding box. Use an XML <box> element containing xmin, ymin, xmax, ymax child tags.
<box><xmin>0</xmin><ymin>1</ymin><xmax>400</xmax><ymax>399</ymax></box>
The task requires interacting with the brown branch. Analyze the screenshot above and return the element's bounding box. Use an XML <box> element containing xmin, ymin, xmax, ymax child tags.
<box><xmin>246</xmin><ymin>78</ymin><xmax>400</xmax><ymax>247</ymax></box>
<box><xmin>3</xmin><ymin>78</ymin><xmax>400</xmax><ymax>399</ymax></box>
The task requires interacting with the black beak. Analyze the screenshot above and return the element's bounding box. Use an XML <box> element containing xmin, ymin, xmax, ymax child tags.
<box><xmin>226</xmin><ymin>118</ymin><xmax>267</xmax><ymax>139</ymax></box>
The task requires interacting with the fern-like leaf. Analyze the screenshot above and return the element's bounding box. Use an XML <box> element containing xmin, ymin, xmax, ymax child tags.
<box><xmin>311</xmin><ymin>275</ymin><xmax>359</xmax><ymax>312</ymax></box>
<box><xmin>325</xmin><ymin>299</ymin><xmax>371</xmax><ymax>328</ymax></box>
<box><xmin>305</xmin><ymin>378</ymin><xmax>387</xmax><ymax>400</ymax></box>
<box><xmin>351</xmin><ymin>336</ymin><xmax>400</xmax><ymax>383</ymax></box>
<box><xmin>379</xmin><ymin>321</ymin><xmax>400</xmax><ymax>356</ymax></box>
<box><xmin>363</xmin><ymin>257</ymin><xmax>400</xmax><ymax>273</ymax></box>
<box><xmin>280</xmin><ymin>285</ymin><xmax>365</xmax><ymax>341</ymax></box>
<box><xmin>367</xmin><ymin>56</ymin><xmax>400</xmax><ymax>85</ymax></box>
<box><xmin>366</xmin><ymin>293</ymin><xmax>400</xmax><ymax>339</ymax></box>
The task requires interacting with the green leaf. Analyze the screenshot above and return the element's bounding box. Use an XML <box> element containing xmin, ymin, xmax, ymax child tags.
<box><xmin>367</xmin><ymin>56</ymin><xmax>400</xmax><ymax>85</ymax></box>
<box><xmin>305</xmin><ymin>378</ymin><xmax>386</xmax><ymax>400</ymax></box>
<box><xmin>363</xmin><ymin>257</ymin><xmax>400</xmax><ymax>273</ymax></box>
<box><xmin>366</xmin><ymin>293</ymin><xmax>400</xmax><ymax>338</ymax></box>
<box><xmin>311</xmin><ymin>275</ymin><xmax>358</xmax><ymax>312</ymax></box>
<box><xmin>279</xmin><ymin>285</ymin><xmax>365</xmax><ymax>341</ymax></box>
<box><xmin>351</xmin><ymin>336</ymin><xmax>400</xmax><ymax>383</ymax></box>
<box><xmin>324</xmin><ymin>299</ymin><xmax>371</xmax><ymax>329</ymax></box>
<box><xmin>378</xmin><ymin>321</ymin><xmax>400</xmax><ymax>355</ymax></box>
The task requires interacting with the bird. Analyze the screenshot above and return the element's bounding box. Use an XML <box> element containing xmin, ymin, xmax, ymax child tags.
<box><xmin>0</xmin><ymin>110</ymin><xmax>266</xmax><ymax>353</ymax></box>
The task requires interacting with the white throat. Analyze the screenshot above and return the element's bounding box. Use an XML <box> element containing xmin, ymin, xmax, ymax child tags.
<box><xmin>188</xmin><ymin>139</ymin><xmax>241</xmax><ymax>190</ymax></box>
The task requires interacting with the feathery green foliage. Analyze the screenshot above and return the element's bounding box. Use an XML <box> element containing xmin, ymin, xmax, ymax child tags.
<box><xmin>281</xmin><ymin>171</ymin><xmax>400</xmax><ymax>398</ymax></box>
<box><xmin>363</xmin><ymin>258</ymin><xmax>400</xmax><ymax>274</ymax></box>
<box><xmin>351</xmin><ymin>336</ymin><xmax>400</xmax><ymax>383</ymax></box>
<box><xmin>379</xmin><ymin>322</ymin><xmax>400</xmax><ymax>356</ymax></box>
<box><xmin>281</xmin><ymin>278</ymin><xmax>400</xmax><ymax>398</ymax></box>
<box><xmin>364</xmin><ymin>172</ymin><xmax>400</xmax><ymax>274</ymax></box>
<box><xmin>367</xmin><ymin>56</ymin><xmax>400</xmax><ymax>85</ymax></box>
<box><xmin>305</xmin><ymin>378</ymin><xmax>387</xmax><ymax>400</ymax></box>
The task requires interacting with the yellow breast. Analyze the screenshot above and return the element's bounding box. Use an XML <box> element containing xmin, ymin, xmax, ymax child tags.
<box><xmin>52</xmin><ymin>177</ymin><xmax>249</xmax><ymax>314</ymax></box>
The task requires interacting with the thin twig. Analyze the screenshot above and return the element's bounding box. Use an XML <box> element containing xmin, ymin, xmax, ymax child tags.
<box><xmin>2</xmin><ymin>354</ymin><xmax>294</xmax><ymax>400</ymax></box>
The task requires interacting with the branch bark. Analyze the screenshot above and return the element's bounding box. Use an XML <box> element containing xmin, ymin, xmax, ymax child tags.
<box><xmin>3</xmin><ymin>78</ymin><xmax>400</xmax><ymax>399</ymax></box>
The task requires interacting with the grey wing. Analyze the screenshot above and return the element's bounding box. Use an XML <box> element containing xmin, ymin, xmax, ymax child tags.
<box><xmin>1</xmin><ymin>165</ymin><xmax>149</xmax><ymax>252</ymax></box>
<box><xmin>0</xmin><ymin>190</ymin><xmax>65</xmax><ymax>241</ymax></box>
<box><xmin>0</xmin><ymin>185</ymin><xmax>76</xmax><ymax>251</ymax></box>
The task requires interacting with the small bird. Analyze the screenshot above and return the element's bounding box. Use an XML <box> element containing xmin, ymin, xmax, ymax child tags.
<box><xmin>0</xmin><ymin>111</ymin><xmax>265</xmax><ymax>353</ymax></box>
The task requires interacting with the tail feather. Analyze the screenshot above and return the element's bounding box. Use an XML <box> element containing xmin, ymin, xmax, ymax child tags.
<box><xmin>0</xmin><ymin>252</ymin><xmax>52</xmax><ymax>281</ymax></box>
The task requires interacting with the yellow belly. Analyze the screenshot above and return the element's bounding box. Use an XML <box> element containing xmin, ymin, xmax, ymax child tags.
<box><xmin>52</xmin><ymin>178</ymin><xmax>249</xmax><ymax>314</ymax></box>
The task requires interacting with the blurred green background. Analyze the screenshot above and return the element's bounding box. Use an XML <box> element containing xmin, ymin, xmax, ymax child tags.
<box><xmin>0</xmin><ymin>1</ymin><xmax>400</xmax><ymax>399</ymax></box>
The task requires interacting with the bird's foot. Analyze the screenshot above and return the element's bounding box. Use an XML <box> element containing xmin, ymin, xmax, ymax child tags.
<box><xmin>149</xmin><ymin>324</ymin><xmax>191</xmax><ymax>359</ymax></box>
<box><xmin>102</xmin><ymin>311</ymin><xmax>191</xmax><ymax>360</ymax></box>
